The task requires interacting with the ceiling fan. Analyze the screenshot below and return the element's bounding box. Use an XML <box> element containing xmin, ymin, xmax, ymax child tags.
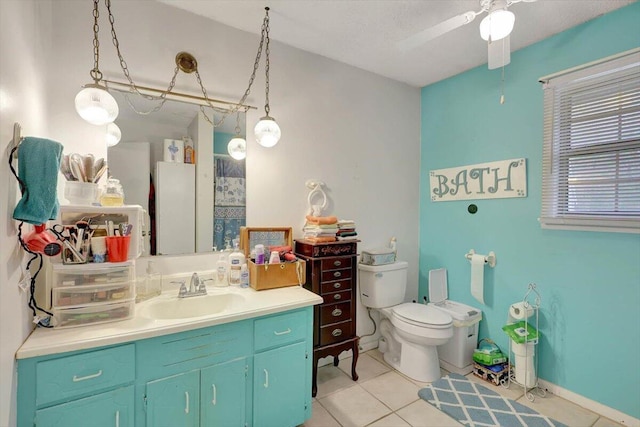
<box><xmin>399</xmin><ymin>0</ymin><xmax>537</xmax><ymax>69</ymax></box>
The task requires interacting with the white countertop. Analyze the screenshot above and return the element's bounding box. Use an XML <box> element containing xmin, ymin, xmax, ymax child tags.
<box><xmin>17</xmin><ymin>285</ymin><xmax>323</xmax><ymax>359</ymax></box>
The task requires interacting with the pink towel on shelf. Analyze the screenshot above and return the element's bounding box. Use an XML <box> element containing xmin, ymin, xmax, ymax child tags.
<box><xmin>305</xmin><ymin>215</ymin><xmax>338</xmax><ymax>225</ymax></box>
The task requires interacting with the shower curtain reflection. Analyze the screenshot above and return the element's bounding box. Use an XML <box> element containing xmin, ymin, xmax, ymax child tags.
<box><xmin>214</xmin><ymin>155</ymin><xmax>246</xmax><ymax>250</ymax></box>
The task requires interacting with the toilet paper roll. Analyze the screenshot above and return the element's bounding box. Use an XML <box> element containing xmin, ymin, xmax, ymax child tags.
<box><xmin>470</xmin><ymin>253</ymin><xmax>485</xmax><ymax>305</ymax></box>
<box><xmin>509</xmin><ymin>302</ymin><xmax>534</xmax><ymax>320</ymax></box>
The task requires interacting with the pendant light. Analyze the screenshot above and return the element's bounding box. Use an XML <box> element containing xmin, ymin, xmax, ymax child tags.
<box><xmin>74</xmin><ymin>0</ymin><xmax>119</xmax><ymax>125</ymax></box>
<box><xmin>228</xmin><ymin>111</ymin><xmax>247</xmax><ymax>160</ymax></box>
<box><xmin>254</xmin><ymin>7</ymin><xmax>281</xmax><ymax>148</ymax></box>
<box><xmin>105</xmin><ymin>123</ymin><xmax>122</xmax><ymax>147</ymax></box>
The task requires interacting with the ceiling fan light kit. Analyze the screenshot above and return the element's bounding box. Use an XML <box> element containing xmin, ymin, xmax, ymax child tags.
<box><xmin>479</xmin><ymin>9</ymin><xmax>515</xmax><ymax>41</ymax></box>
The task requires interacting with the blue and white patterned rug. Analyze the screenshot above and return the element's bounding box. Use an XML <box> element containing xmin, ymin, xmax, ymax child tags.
<box><xmin>418</xmin><ymin>373</ymin><xmax>566</xmax><ymax>427</ymax></box>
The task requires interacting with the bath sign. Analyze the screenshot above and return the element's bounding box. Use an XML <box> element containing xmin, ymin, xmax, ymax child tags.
<box><xmin>430</xmin><ymin>158</ymin><xmax>527</xmax><ymax>202</ymax></box>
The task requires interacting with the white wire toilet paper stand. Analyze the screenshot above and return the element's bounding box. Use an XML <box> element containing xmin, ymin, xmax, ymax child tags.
<box><xmin>503</xmin><ymin>283</ymin><xmax>546</xmax><ymax>401</ymax></box>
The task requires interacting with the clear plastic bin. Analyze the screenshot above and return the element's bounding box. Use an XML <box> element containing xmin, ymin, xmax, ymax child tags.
<box><xmin>52</xmin><ymin>299</ymin><xmax>134</xmax><ymax>328</ymax></box>
<box><xmin>52</xmin><ymin>282</ymin><xmax>134</xmax><ymax>308</ymax></box>
<box><xmin>51</xmin><ymin>261</ymin><xmax>134</xmax><ymax>288</ymax></box>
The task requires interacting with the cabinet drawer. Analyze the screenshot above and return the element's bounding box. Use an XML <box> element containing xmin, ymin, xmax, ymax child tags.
<box><xmin>319</xmin><ymin>320</ymin><xmax>354</xmax><ymax>346</ymax></box>
<box><xmin>320</xmin><ymin>279</ymin><xmax>352</xmax><ymax>294</ymax></box>
<box><xmin>321</xmin><ymin>257</ymin><xmax>352</xmax><ymax>271</ymax></box>
<box><xmin>254</xmin><ymin>310</ymin><xmax>307</xmax><ymax>352</ymax></box>
<box><xmin>52</xmin><ymin>281</ymin><xmax>134</xmax><ymax>308</ymax></box>
<box><xmin>321</xmin><ymin>268</ymin><xmax>351</xmax><ymax>282</ymax></box>
<box><xmin>36</xmin><ymin>344</ymin><xmax>135</xmax><ymax>406</ymax></box>
<box><xmin>319</xmin><ymin>301</ymin><xmax>351</xmax><ymax>325</ymax></box>
<box><xmin>322</xmin><ymin>290</ymin><xmax>351</xmax><ymax>304</ymax></box>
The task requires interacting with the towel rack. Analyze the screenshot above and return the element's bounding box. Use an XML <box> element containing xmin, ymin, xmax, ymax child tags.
<box><xmin>465</xmin><ymin>249</ymin><xmax>496</xmax><ymax>268</ymax></box>
<box><xmin>11</xmin><ymin>122</ymin><xmax>23</xmax><ymax>160</ymax></box>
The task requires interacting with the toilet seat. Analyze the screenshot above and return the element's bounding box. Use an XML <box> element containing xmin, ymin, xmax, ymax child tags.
<box><xmin>391</xmin><ymin>303</ymin><xmax>453</xmax><ymax>329</ymax></box>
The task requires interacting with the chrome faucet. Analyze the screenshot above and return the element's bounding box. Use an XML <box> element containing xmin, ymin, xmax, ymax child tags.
<box><xmin>177</xmin><ymin>273</ymin><xmax>209</xmax><ymax>298</ymax></box>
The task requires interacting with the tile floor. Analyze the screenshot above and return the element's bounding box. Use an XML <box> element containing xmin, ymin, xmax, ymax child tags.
<box><xmin>303</xmin><ymin>349</ymin><xmax>625</xmax><ymax>427</ymax></box>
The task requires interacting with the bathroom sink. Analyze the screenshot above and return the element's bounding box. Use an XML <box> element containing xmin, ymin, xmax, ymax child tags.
<box><xmin>140</xmin><ymin>293</ymin><xmax>246</xmax><ymax>320</ymax></box>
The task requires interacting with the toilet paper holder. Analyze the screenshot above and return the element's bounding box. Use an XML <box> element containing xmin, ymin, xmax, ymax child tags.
<box><xmin>465</xmin><ymin>249</ymin><xmax>496</xmax><ymax>268</ymax></box>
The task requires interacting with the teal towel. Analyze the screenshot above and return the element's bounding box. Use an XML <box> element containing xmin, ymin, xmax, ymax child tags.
<box><xmin>12</xmin><ymin>137</ymin><xmax>64</xmax><ymax>225</ymax></box>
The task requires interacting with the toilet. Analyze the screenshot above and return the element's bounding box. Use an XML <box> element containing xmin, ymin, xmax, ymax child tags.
<box><xmin>359</xmin><ymin>261</ymin><xmax>453</xmax><ymax>383</ymax></box>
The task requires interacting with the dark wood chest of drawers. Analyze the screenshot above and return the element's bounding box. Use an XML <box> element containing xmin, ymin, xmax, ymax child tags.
<box><xmin>295</xmin><ymin>240</ymin><xmax>360</xmax><ymax>397</ymax></box>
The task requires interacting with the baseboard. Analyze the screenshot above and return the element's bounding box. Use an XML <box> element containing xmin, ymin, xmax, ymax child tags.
<box><xmin>537</xmin><ymin>378</ymin><xmax>639</xmax><ymax>426</ymax></box>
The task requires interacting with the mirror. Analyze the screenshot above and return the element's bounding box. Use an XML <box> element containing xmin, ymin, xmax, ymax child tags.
<box><xmin>106</xmin><ymin>88</ymin><xmax>247</xmax><ymax>256</ymax></box>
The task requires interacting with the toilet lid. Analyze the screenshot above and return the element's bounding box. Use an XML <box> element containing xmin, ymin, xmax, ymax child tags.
<box><xmin>392</xmin><ymin>303</ymin><xmax>453</xmax><ymax>327</ymax></box>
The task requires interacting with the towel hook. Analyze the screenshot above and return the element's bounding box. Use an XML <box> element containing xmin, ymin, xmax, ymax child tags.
<box><xmin>306</xmin><ymin>179</ymin><xmax>327</xmax><ymax>216</ymax></box>
<box><xmin>11</xmin><ymin>122</ymin><xmax>23</xmax><ymax>160</ymax></box>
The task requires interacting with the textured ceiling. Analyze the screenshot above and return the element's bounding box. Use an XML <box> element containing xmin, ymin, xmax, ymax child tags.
<box><xmin>157</xmin><ymin>0</ymin><xmax>635</xmax><ymax>87</ymax></box>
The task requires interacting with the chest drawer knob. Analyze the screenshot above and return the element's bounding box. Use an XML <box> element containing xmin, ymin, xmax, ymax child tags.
<box><xmin>333</xmin><ymin>294</ymin><xmax>342</xmax><ymax>300</ymax></box>
<box><xmin>72</xmin><ymin>369</ymin><xmax>103</xmax><ymax>382</ymax></box>
<box><xmin>333</xmin><ymin>283</ymin><xmax>342</xmax><ymax>289</ymax></box>
<box><xmin>332</xmin><ymin>328</ymin><xmax>343</xmax><ymax>337</ymax></box>
<box><xmin>332</xmin><ymin>308</ymin><xmax>343</xmax><ymax>317</ymax></box>
<box><xmin>333</xmin><ymin>260</ymin><xmax>342</xmax><ymax>267</ymax></box>
<box><xmin>333</xmin><ymin>271</ymin><xmax>342</xmax><ymax>278</ymax></box>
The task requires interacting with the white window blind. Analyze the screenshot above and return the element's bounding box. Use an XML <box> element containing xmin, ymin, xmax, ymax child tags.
<box><xmin>540</xmin><ymin>49</ymin><xmax>640</xmax><ymax>233</ymax></box>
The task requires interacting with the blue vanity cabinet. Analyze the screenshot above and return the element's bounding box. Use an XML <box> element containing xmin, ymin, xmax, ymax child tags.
<box><xmin>252</xmin><ymin>309</ymin><xmax>313</xmax><ymax>427</ymax></box>
<box><xmin>18</xmin><ymin>306</ymin><xmax>315</xmax><ymax>427</ymax></box>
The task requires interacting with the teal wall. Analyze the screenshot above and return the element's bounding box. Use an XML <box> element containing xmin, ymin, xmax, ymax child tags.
<box><xmin>420</xmin><ymin>3</ymin><xmax>640</xmax><ymax>419</ymax></box>
<box><xmin>214</xmin><ymin>131</ymin><xmax>234</xmax><ymax>155</ymax></box>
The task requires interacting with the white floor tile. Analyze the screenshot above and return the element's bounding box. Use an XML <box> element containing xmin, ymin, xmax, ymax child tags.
<box><xmin>395</xmin><ymin>399</ymin><xmax>463</xmax><ymax>427</ymax></box>
<box><xmin>316</xmin><ymin>364</ymin><xmax>359</xmax><ymax>398</ymax></box>
<box><xmin>592</xmin><ymin>416</ymin><xmax>626</xmax><ymax>427</ymax></box>
<box><xmin>516</xmin><ymin>391</ymin><xmax>600</xmax><ymax>427</ymax></box>
<box><xmin>366</xmin><ymin>413</ymin><xmax>411</xmax><ymax>427</ymax></box>
<box><xmin>360</xmin><ymin>371</ymin><xmax>421</xmax><ymax>411</ymax></box>
<box><xmin>339</xmin><ymin>352</ymin><xmax>391</xmax><ymax>382</ymax></box>
<box><xmin>303</xmin><ymin>401</ymin><xmax>341</xmax><ymax>427</ymax></box>
<box><xmin>319</xmin><ymin>384</ymin><xmax>392</xmax><ymax>427</ymax></box>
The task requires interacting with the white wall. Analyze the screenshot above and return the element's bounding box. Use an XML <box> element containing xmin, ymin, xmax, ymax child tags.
<box><xmin>0</xmin><ymin>1</ymin><xmax>52</xmax><ymax>425</ymax></box>
<box><xmin>0</xmin><ymin>0</ymin><xmax>420</xmax><ymax>424</ymax></box>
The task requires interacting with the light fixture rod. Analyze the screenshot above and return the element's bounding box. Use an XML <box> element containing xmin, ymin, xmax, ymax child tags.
<box><xmin>103</xmin><ymin>79</ymin><xmax>256</xmax><ymax>111</ymax></box>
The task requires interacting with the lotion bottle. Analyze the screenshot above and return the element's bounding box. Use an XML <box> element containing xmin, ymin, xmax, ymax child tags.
<box><xmin>228</xmin><ymin>242</ymin><xmax>245</xmax><ymax>286</ymax></box>
<box><xmin>216</xmin><ymin>251</ymin><xmax>229</xmax><ymax>286</ymax></box>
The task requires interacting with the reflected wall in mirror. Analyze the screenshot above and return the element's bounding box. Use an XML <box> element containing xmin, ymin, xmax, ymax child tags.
<box><xmin>106</xmin><ymin>89</ymin><xmax>247</xmax><ymax>256</ymax></box>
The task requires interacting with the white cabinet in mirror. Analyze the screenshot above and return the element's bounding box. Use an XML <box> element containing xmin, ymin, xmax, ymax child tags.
<box><xmin>107</xmin><ymin>89</ymin><xmax>247</xmax><ymax>256</ymax></box>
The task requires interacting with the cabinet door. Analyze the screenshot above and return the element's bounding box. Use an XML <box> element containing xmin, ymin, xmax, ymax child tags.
<box><xmin>145</xmin><ymin>370</ymin><xmax>199</xmax><ymax>427</ymax></box>
<box><xmin>253</xmin><ymin>342</ymin><xmax>307</xmax><ymax>427</ymax></box>
<box><xmin>35</xmin><ymin>386</ymin><xmax>134</xmax><ymax>427</ymax></box>
<box><xmin>201</xmin><ymin>358</ymin><xmax>248</xmax><ymax>426</ymax></box>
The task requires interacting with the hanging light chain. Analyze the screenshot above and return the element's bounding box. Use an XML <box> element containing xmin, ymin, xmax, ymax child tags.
<box><xmin>104</xmin><ymin>0</ymin><xmax>179</xmax><ymax>113</ymax></box>
<box><xmin>89</xmin><ymin>0</ymin><xmax>102</xmax><ymax>83</ymax></box>
<box><xmin>264</xmin><ymin>7</ymin><xmax>271</xmax><ymax>116</ymax></box>
<box><xmin>196</xmin><ymin>7</ymin><xmax>270</xmax><ymax>127</ymax></box>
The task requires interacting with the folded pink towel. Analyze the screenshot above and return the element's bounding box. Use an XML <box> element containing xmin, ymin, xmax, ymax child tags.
<box><xmin>305</xmin><ymin>215</ymin><xmax>338</xmax><ymax>225</ymax></box>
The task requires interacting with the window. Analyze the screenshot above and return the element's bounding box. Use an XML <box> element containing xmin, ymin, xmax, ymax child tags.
<box><xmin>539</xmin><ymin>49</ymin><xmax>640</xmax><ymax>233</ymax></box>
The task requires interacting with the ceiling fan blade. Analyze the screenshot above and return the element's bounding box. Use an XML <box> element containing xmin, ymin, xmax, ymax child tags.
<box><xmin>398</xmin><ymin>11</ymin><xmax>477</xmax><ymax>52</ymax></box>
<box><xmin>488</xmin><ymin>35</ymin><xmax>511</xmax><ymax>69</ymax></box>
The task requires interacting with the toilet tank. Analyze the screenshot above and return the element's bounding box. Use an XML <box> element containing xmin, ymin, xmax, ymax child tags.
<box><xmin>358</xmin><ymin>261</ymin><xmax>408</xmax><ymax>308</ymax></box>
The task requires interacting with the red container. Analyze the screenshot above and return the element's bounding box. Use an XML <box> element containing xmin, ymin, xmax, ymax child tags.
<box><xmin>106</xmin><ymin>236</ymin><xmax>131</xmax><ymax>262</ymax></box>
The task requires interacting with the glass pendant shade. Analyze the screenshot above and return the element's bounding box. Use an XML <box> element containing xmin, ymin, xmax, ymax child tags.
<box><xmin>254</xmin><ymin>116</ymin><xmax>281</xmax><ymax>148</ymax></box>
<box><xmin>105</xmin><ymin>123</ymin><xmax>122</xmax><ymax>147</ymax></box>
<box><xmin>75</xmin><ymin>84</ymin><xmax>119</xmax><ymax>125</ymax></box>
<box><xmin>479</xmin><ymin>10</ymin><xmax>515</xmax><ymax>41</ymax></box>
<box><xmin>227</xmin><ymin>137</ymin><xmax>247</xmax><ymax>160</ymax></box>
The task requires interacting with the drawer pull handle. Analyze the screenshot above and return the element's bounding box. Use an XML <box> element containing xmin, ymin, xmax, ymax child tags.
<box><xmin>332</xmin><ymin>308</ymin><xmax>342</xmax><ymax>317</ymax></box>
<box><xmin>72</xmin><ymin>370</ymin><xmax>103</xmax><ymax>382</ymax></box>
<box><xmin>212</xmin><ymin>384</ymin><xmax>217</xmax><ymax>405</ymax></box>
<box><xmin>333</xmin><ymin>283</ymin><xmax>342</xmax><ymax>289</ymax></box>
<box><xmin>332</xmin><ymin>329</ymin><xmax>342</xmax><ymax>337</ymax></box>
<box><xmin>273</xmin><ymin>328</ymin><xmax>291</xmax><ymax>336</ymax></box>
<box><xmin>333</xmin><ymin>271</ymin><xmax>342</xmax><ymax>278</ymax></box>
<box><xmin>333</xmin><ymin>260</ymin><xmax>342</xmax><ymax>267</ymax></box>
<box><xmin>333</xmin><ymin>294</ymin><xmax>342</xmax><ymax>300</ymax></box>
<box><xmin>264</xmin><ymin>369</ymin><xmax>269</xmax><ymax>388</ymax></box>
<box><xmin>185</xmin><ymin>391</ymin><xmax>190</xmax><ymax>414</ymax></box>
<box><xmin>115</xmin><ymin>410</ymin><xmax>120</xmax><ymax>427</ymax></box>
